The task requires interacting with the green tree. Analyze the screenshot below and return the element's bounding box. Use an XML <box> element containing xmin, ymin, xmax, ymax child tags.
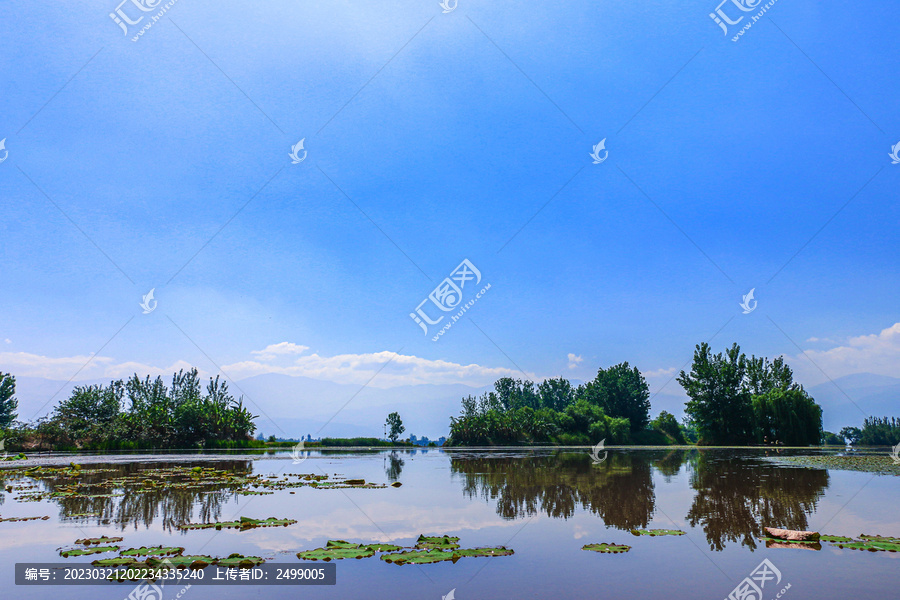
<box><xmin>651</xmin><ymin>411</ymin><xmax>685</xmax><ymax>443</ymax></box>
<box><xmin>0</xmin><ymin>372</ymin><xmax>17</xmax><ymax>429</ymax></box>
<box><xmin>581</xmin><ymin>362</ymin><xmax>651</xmax><ymax>432</ymax></box>
<box><xmin>53</xmin><ymin>381</ymin><xmax>124</xmax><ymax>445</ymax></box>
<box><xmin>386</xmin><ymin>412</ymin><xmax>405</xmax><ymax>442</ymax></box>
<box><xmin>752</xmin><ymin>387</ymin><xmax>822</xmax><ymax>446</ymax></box>
<box><xmin>537</xmin><ymin>377</ymin><xmax>575</xmax><ymax>411</ymax></box>
<box><xmin>677</xmin><ymin>343</ymin><xmax>753</xmax><ymax>445</ymax></box>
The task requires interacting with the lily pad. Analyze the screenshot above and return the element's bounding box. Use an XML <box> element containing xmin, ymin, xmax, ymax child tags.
<box><xmin>148</xmin><ymin>555</ymin><xmax>216</xmax><ymax>569</ymax></box>
<box><xmin>178</xmin><ymin>517</ymin><xmax>297</xmax><ymax>531</ymax></box>
<box><xmin>835</xmin><ymin>538</ymin><xmax>900</xmax><ymax>552</ymax></box>
<box><xmin>60</xmin><ymin>545</ymin><xmax>119</xmax><ymax>557</ymax></box>
<box><xmin>630</xmin><ymin>529</ymin><xmax>686</xmax><ymax>537</ymax></box>
<box><xmin>380</xmin><ymin>547</ymin><xmax>513</xmax><ymax>564</ymax></box>
<box><xmin>325</xmin><ymin>540</ymin><xmax>361</xmax><ymax>549</ymax></box>
<box><xmin>76</xmin><ymin>535</ymin><xmax>124</xmax><ymax>545</ymax></box>
<box><xmin>92</xmin><ymin>556</ymin><xmax>138</xmax><ymax>567</ymax></box>
<box><xmin>380</xmin><ymin>549</ymin><xmax>457</xmax><ymax>565</ymax></box>
<box><xmin>216</xmin><ymin>554</ymin><xmax>265</xmax><ymax>568</ymax></box>
<box><xmin>296</xmin><ymin>544</ymin><xmax>375</xmax><ymax>561</ymax></box>
<box><xmin>453</xmin><ymin>547</ymin><xmax>514</xmax><ymax>558</ymax></box>
<box><xmin>582</xmin><ymin>543</ymin><xmax>631</xmax><ymax>554</ymax></box>
<box><xmin>859</xmin><ymin>535</ymin><xmax>900</xmax><ymax>544</ymax></box>
<box><xmin>365</xmin><ymin>543</ymin><xmax>403</xmax><ymax>552</ymax></box>
<box><xmin>120</xmin><ymin>546</ymin><xmax>184</xmax><ymax>557</ymax></box>
<box><xmin>0</xmin><ymin>515</ymin><xmax>50</xmax><ymax>522</ymax></box>
<box><xmin>820</xmin><ymin>535</ymin><xmax>854</xmax><ymax>543</ymax></box>
<box><xmin>415</xmin><ymin>535</ymin><xmax>460</xmax><ymax>550</ymax></box>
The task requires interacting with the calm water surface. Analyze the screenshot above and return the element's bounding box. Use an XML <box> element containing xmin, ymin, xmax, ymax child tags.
<box><xmin>1</xmin><ymin>449</ymin><xmax>897</xmax><ymax>599</ymax></box>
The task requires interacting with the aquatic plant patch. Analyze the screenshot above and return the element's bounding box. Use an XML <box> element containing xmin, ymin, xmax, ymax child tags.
<box><xmin>582</xmin><ymin>543</ymin><xmax>631</xmax><ymax>554</ymax></box>
<box><xmin>630</xmin><ymin>529</ymin><xmax>686</xmax><ymax>536</ymax></box>
<box><xmin>415</xmin><ymin>535</ymin><xmax>460</xmax><ymax>550</ymax></box>
<box><xmin>0</xmin><ymin>515</ymin><xmax>50</xmax><ymax>522</ymax></box>
<box><xmin>178</xmin><ymin>516</ymin><xmax>297</xmax><ymax>531</ymax></box>
<box><xmin>60</xmin><ymin>545</ymin><xmax>119</xmax><ymax>557</ymax></box>
<box><xmin>76</xmin><ymin>536</ymin><xmax>124</xmax><ymax>545</ymax></box>
<box><xmin>820</xmin><ymin>535</ymin><xmax>854</xmax><ymax>543</ymax></box>
<box><xmin>216</xmin><ymin>554</ymin><xmax>265</xmax><ymax>568</ymax></box>
<box><xmin>120</xmin><ymin>546</ymin><xmax>184</xmax><ymax>557</ymax></box>
<box><xmin>296</xmin><ymin>544</ymin><xmax>376</xmax><ymax>561</ymax></box>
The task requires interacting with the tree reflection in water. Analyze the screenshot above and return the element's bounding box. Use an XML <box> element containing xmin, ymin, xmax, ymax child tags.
<box><xmin>451</xmin><ymin>452</ymin><xmax>656</xmax><ymax>530</ymax></box>
<box><xmin>686</xmin><ymin>451</ymin><xmax>829</xmax><ymax>551</ymax></box>
<box><xmin>1</xmin><ymin>460</ymin><xmax>253</xmax><ymax>532</ymax></box>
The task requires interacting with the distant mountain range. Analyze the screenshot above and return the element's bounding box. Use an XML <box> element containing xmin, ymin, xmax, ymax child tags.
<box><xmin>807</xmin><ymin>373</ymin><xmax>900</xmax><ymax>432</ymax></box>
<box><xmin>10</xmin><ymin>372</ymin><xmax>898</xmax><ymax>439</ymax></box>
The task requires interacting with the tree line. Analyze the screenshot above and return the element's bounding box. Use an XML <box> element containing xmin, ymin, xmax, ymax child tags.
<box><xmin>449</xmin><ymin>342</ymin><xmax>837</xmax><ymax>446</ymax></box>
<box><xmin>0</xmin><ymin>369</ymin><xmax>257</xmax><ymax>450</ymax></box>
<box><xmin>448</xmin><ymin>363</ymin><xmax>648</xmax><ymax>445</ymax></box>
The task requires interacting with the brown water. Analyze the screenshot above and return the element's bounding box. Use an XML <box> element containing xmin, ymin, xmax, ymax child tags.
<box><xmin>1</xmin><ymin>448</ymin><xmax>897</xmax><ymax>599</ymax></box>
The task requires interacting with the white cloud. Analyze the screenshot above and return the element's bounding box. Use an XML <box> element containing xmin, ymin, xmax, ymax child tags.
<box><xmin>786</xmin><ymin>322</ymin><xmax>900</xmax><ymax>386</ymax></box>
<box><xmin>251</xmin><ymin>342</ymin><xmax>310</xmax><ymax>361</ymax></box>
<box><xmin>0</xmin><ymin>351</ymin><xmax>114</xmax><ymax>380</ymax></box>
<box><xmin>222</xmin><ymin>350</ymin><xmax>530</xmax><ymax>388</ymax></box>
<box><xmin>567</xmin><ymin>353</ymin><xmax>583</xmax><ymax>370</ymax></box>
<box><xmin>642</xmin><ymin>366</ymin><xmax>678</xmax><ymax>379</ymax></box>
<box><xmin>0</xmin><ymin>351</ymin><xmax>205</xmax><ymax>382</ymax></box>
<box><xmin>0</xmin><ymin>346</ymin><xmax>529</xmax><ymax>389</ymax></box>
<box><xmin>3</xmin><ymin>339</ymin><xmax>11</xmax><ymax>345</ymax></box>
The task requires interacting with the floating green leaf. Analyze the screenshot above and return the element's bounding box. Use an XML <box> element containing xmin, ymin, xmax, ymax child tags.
<box><xmin>178</xmin><ymin>517</ymin><xmax>297</xmax><ymax>531</ymax></box>
<box><xmin>415</xmin><ymin>535</ymin><xmax>460</xmax><ymax>550</ymax></box>
<box><xmin>76</xmin><ymin>535</ymin><xmax>124</xmax><ymax>545</ymax></box>
<box><xmin>60</xmin><ymin>545</ymin><xmax>119</xmax><ymax>557</ymax></box>
<box><xmin>147</xmin><ymin>555</ymin><xmax>216</xmax><ymax>569</ymax></box>
<box><xmin>216</xmin><ymin>554</ymin><xmax>265</xmax><ymax>568</ymax></box>
<box><xmin>820</xmin><ymin>535</ymin><xmax>853</xmax><ymax>543</ymax></box>
<box><xmin>380</xmin><ymin>549</ymin><xmax>457</xmax><ymax>565</ymax></box>
<box><xmin>835</xmin><ymin>538</ymin><xmax>900</xmax><ymax>552</ymax></box>
<box><xmin>296</xmin><ymin>544</ymin><xmax>375</xmax><ymax>561</ymax></box>
<box><xmin>630</xmin><ymin>529</ymin><xmax>686</xmax><ymax>537</ymax></box>
<box><xmin>582</xmin><ymin>543</ymin><xmax>631</xmax><ymax>554</ymax></box>
<box><xmin>120</xmin><ymin>546</ymin><xmax>184</xmax><ymax>557</ymax></box>
<box><xmin>92</xmin><ymin>556</ymin><xmax>138</xmax><ymax>567</ymax></box>
<box><xmin>365</xmin><ymin>543</ymin><xmax>403</xmax><ymax>552</ymax></box>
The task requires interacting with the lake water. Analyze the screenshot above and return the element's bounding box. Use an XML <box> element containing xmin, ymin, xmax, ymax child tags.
<box><xmin>1</xmin><ymin>448</ymin><xmax>898</xmax><ymax>599</ymax></box>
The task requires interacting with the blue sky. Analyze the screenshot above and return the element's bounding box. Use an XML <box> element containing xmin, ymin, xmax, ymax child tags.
<box><xmin>1</xmin><ymin>0</ymin><xmax>898</xmax><ymax>405</ymax></box>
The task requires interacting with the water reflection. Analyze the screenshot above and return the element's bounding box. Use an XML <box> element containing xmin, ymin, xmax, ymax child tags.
<box><xmin>0</xmin><ymin>460</ymin><xmax>253</xmax><ymax>532</ymax></box>
<box><xmin>385</xmin><ymin>451</ymin><xmax>404</xmax><ymax>482</ymax></box>
<box><xmin>451</xmin><ymin>452</ymin><xmax>656</xmax><ymax>530</ymax></box>
<box><xmin>686</xmin><ymin>451</ymin><xmax>829</xmax><ymax>551</ymax></box>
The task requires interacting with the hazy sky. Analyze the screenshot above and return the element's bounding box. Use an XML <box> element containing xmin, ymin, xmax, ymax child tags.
<box><xmin>1</xmin><ymin>0</ymin><xmax>898</xmax><ymax>399</ymax></box>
